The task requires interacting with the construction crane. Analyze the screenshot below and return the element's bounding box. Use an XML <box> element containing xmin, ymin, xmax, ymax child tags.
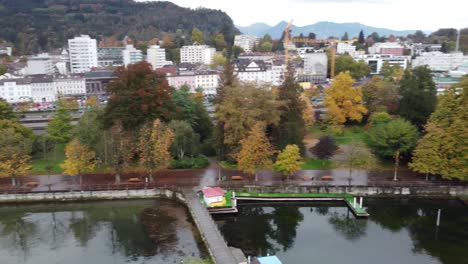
<box><xmin>283</xmin><ymin>20</ymin><xmax>294</xmax><ymax>66</ymax></box>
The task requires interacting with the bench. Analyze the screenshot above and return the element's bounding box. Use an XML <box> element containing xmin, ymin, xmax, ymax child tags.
<box><xmin>320</xmin><ymin>175</ymin><xmax>334</xmax><ymax>181</ymax></box>
<box><xmin>24</xmin><ymin>182</ymin><xmax>39</xmax><ymax>188</ymax></box>
<box><xmin>128</xmin><ymin>177</ymin><xmax>142</xmax><ymax>183</ymax></box>
<box><xmin>231</xmin><ymin>175</ymin><xmax>244</xmax><ymax>181</ymax></box>
<box><xmin>302</xmin><ymin>175</ymin><xmax>314</xmax><ymax>181</ymax></box>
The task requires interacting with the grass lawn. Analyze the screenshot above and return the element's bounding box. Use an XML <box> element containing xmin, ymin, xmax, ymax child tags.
<box><xmin>219</xmin><ymin>161</ymin><xmax>237</xmax><ymax>170</ymax></box>
<box><xmin>31</xmin><ymin>144</ymin><xmax>65</xmax><ymax>174</ymax></box>
<box><xmin>302</xmin><ymin>159</ymin><xmax>336</xmax><ymax>169</ymax></box>
<box><xmin>308</xmin><ymin>125</ymin><xmax>366</xmax><ymax>145</ymax></box>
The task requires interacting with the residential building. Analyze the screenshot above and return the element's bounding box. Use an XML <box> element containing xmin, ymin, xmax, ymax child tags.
<box><xmin>0</xmin><ymin>45</ymin><xmax>12</xmax><ymax>56</ymax></box>
<box><xmin>147</xmin><ymin>45</ymin><xmax>172</xmax><ymax>69</ymax></box>
<box><xmin>84</xmin><ymin>70</ymin><xmax>116</xmax><ymax>97</ymax></box>
<box><xmin>303</xmin><ymin>53</ymin><xmax>328</xmax><ymax>82</ymax></box>
<box><xmin>411</xmin><ymin>43</ymin><xmax>442</xmax><ymax>57</ymax></box>
<box><xmin>167</xmin><ymin>69</ymin><xmax>219</xmax><ymax>95</ymax></box>
<box><xmin>98</xmin><ymin>47</ymin><xmax>125</xmax><ymax>67</ymax></box>
<box><xmin>337</xmin><ymin>42</ymin><xmax>356</xmax><ymax>55</ymax></box>
<box><xmin>167</xmin><ymin>74</ymin><xmax>196</xmax><ymax>90</ymax></box>
<box><xmin>180</xmin><ymin>45</ymin><xmax>216</xmax><ymax>65</ymax></box>
<box><xmin>355</xmin><ymin>54</ymin><xmax>410</xmax><ymax>74</ymax></box>
<box><xmin>122</xmin><ymin>45</ymin><xmax>144</xmax><ymax>66</ymax></box>
<box><xmin>26</xmin><ymin>54</ymin><xmax>55</xmax><ymax>75</ymax></box>
<box><xmin>234</xmin><ymin>59</ymin><xmax>286</xmax><ymax>86</ymax></box>
<box><xmin>30</xmin><ymin>75</ymin><xmax>56</xmax><ymax>102</ymax></box>
<box><xmin>239</xmin><ymin>52</ymin><xmax>276</xmax><ymax>61</ymax></box>
<box><xmin>369</xmin><ymin>42</ymin><xmax>405</xmax><ymax>56</ymax></box>
<box><xmin>234</xmin><ymin>35</ymin><xmax>259</xmax><ymax>53</ymax></box>
<box><xmin>0</xmin><ymin>78</ymin><xmax>32</xmax><ymax>103</ymax></box>
<box><xmin>458</xmin><ymin>62</ymin><xmax>468</xmax><ymax>74</ymax></box>
<box><xmin>412</xmin><ymin>52</ymin><xmax>468</xmax><ymax>72</ymax></box>
<box><xmin>68</xmin><ymin>35</ymin><xmax>98</xmax><ymax>73</ymax></box>
<box><xmin>54</xmin><ymin>75</ymin><xmax>86</xmax><ymax>97</ymax></box>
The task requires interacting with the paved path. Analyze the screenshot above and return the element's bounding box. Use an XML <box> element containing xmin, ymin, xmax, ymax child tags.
<box><xmin>183</xmin><ymin>190</ymin><xmax>237</xmax><ymax>264</ymax></box>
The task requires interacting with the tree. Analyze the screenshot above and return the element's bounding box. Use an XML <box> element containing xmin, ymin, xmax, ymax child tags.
<box><xmin>213</xmin><ymin>33</ymin><xmax>226</xmax><ymax>51</ymax></box>
<box><xmin>61</xmin><ymin>139</ymin><xmax>96</xmax><ymax>187</ymax></box>
<box><xmin>232</xmin><ymin>45</ymin><xmax>244</xmax><ymax>59</ymax></box>
<box><xmin>324</xmin><ymin>71</ymin><xmax>367</xmax><ymax>125</ymax></box>
<box><xmin>107</xmin><ymin>122</ymin><xmax>134</xmax><ymax>183</ymax></box>
<box><xmin>47</xmin><ymin>100</ymin><xmax>73</xmax><ymax>144</ymax></box>
<box><xmin>168</xmin><ymin>120</ymin><xmax>200</xmax><ymax>160</ymax></box>
<box><xmin>335</xmin><ymin>55</ymin><xmax>370</xmax><ymax>80</ymax></box>
<box><xmin>301</xmin><ymin>94</ymin><xmax>315</xmax><ymax>126</ymax></box>
<box><xmin>362</xmin><ymin>76</ymin><xmax>399</xmax><ymax>114</ymax></box>
<box><xmin>273</xmin><ymin>144</ymin><xmax>304</xmax><ymax>181</ymax></box>
<box><xmin>358</xmin><ymin>30</ymin><xmax>365</xmax><ymax>44</ymax></box>
<box><xmin>235</xmin><ymin>124</ymin><xmax>274</xmax><ymax>181</ymax></box>
<box><xmin>0</xmin><ymin>98</ymin><xmax>16</xmax><ymax>120</ymax></box>
<box><xmin>210</xmin><ymin>53</ymin><xmax>226</xmax><ymax>69</ymax></box>
<box><xmin>399</xmin><ymin>66</ymin><xmax>437</xmax><ymax>129</ymax></box>
<box><xmin>366</xmin><ymin>119</ymin><xmax>419</xmax><ymax>181</ymax></box>
<box><xmin>216</xmin><ymin>82</ymin><xmax>282</xmax><ymax>156</ymax></box>
<box><xmin>191</xmin><ymin>28</ymin><xmax>204</xmax><ymax>44</ymax></box>
<box><xmin>368</xmin><ymin>112</ymin><xmax>392</xmax><ymax>127</ymax></box>
<box><xmin>74</xmin><ymin>105</ymin><xmax>104</xmax><ymax>160</ymax></box>
<box><xmin>0</xmin><ymin>125</ymin><xmax>32</xmax><ymax>186</ymax></box>
<box><xmin>272</xmin><ymin>64</ymin><xmax>306</xmax><ymax>153</ymax></box>
<box><xmin>102</xmin><ymin>62</ymin><xmax>176</xmax><ymax>130</ymax></box>
<box><xmin>138</xmin><ymin>119</ymin><xmax>174</xmax><ymax>182</ymax></box>
<box><xmin>341</xmin><ymin>32</ymin><xmax>349</xmax><ymax>41</ymax></box>
<box><xmin>0</xmin><ymin>64</ymin><xmax>7</xmax><ymax>75</ymax></box>
<box><xmin>380</xmin><ymin>62</ymin><xmax>404</xmax><ymax>83</ymax></box>
<box><xmin>311</xmin><ymin>136</ymin><xmax>339</xmax><ymax>161</ymax></box>
<box><xmin>342</xmin><ymin>142</ymin><xmax>375</xmax><ymax>184</ymax></box>
<box><xmin>259</xmin><ymin>42</ymin><xmax>273</xmax><ymax>52</ymax></box>
<box><xmin>409</xmin><ymin>83</ymin><xmax>467</xmax><ymax>181</ymax></box>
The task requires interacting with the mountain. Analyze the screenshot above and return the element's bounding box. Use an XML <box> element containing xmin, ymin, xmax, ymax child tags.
<box><xmin>0</xmin><ymin>0</ymin><xmax>239</xmax><ymax>54</ymax></box>
<box><xmin>238</xmin><ymin>21</ymin><xmax>420</xmax><ymax>39</ymax></box>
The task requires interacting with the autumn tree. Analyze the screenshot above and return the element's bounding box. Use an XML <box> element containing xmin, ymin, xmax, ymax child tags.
<box><xmin>367</xmin><ymin>119</ymin><xmax>418</xmax><ymax>181</ymax></box>
<box><xmin>138</xmin><ymin>119</ymin><xmax>174</xmax><ymax>182</ymax></box>
<box><xmin>235</xmin><ymin>124</ymin><xmax>274</xmax><ymax>181</ymax></box>
<box><xmin>272</xmin><ymin>65</ymin><xmax>306</xmax><ymax>153</ymax></box>
<box><xmin>191</xmin><ymin>28</ymin><xmax>204</xmax><ymax>44</ymax></box>
<box><xmin>324</xmin><ymin>71</ymin><xmax>367</xmax><ymax>125</ymax></box>
<box><xmin>0</xmin><ymin>98</ymin><xmax>16</xmax><ymax>120</ymax></box>
<box><xmin>216</xmin><ymin>82</ymin><xmax>282</xmax><ymax>156</ymax></box>
<box><xmin>301</xmin><ymin>94</ymin><xmax>315</xmax><ymax>126</ymax></box>
<box><xmin>409</xmin><ymin>82</ymin><xmax>467</xmax><ymax>181</ymax></box>
<box><xmin>362</xmin><ymin>76</ymin><xmax>399</xmax><ymax>114</ymax></box>
<box><xmin>74</xmin><ymin>104</ymin><xmax>104</xmax><ymax>161</ymax></box>
<box><xmin>47</xmin><ymin>100</ymin><xmax>73</xmax><ymax>144</ymax></box>
<box><xmin>210</xmin><ymin>53</ymin><xmax>227</xmax><ymax>69</ymax></box>
<box><xmin>335</xmin><ymin>55</ymin><xmax>370</xmax><ymax>80</ymax></box>
<box><xmin>311</xmin><ymin>136</ymin><xmax>339</xmax><ymax>161</ymax></box>
<box><xmin>168</xmin><ymin>120</ymin><xmax>200</xmax><ymax>160</ymax></box>
<box><xmin>102</xmin><ymin>62</ymin><xmax>176</xmax><ymax>130</ymax></box>
<box><xmin>107</xmin><ymin>122</ymin><xmax>134</xmax><ymax>183</ymax></box>
<box><xmin>0</xmin><ymin>123</ymin><xmax>33</xmax><ymax>186</ymax></box>
<box><xmin>61</xmin><ymin>139</ymin><xmax>96</xmax><ymax>187</ymax></box>
<box><xmin>399</xmin><ymin>66</ymin><xmax>437</xmax><ymax>129</ymax></box>
<box><xmin>380</xmin><ymin>62</ymin><xmax>404</xmax><ymax>83</ymax></box>
<box><xmin>273</xmin><ymin>144</ymin><xmax>304</xmax><ymax>181</ymax></box>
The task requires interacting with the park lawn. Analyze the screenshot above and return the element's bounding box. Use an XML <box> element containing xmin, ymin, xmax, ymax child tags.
<box><xmin>220</xmin><ymin>161</ymin><xmax>237</xmax><ymax>170</ymax></box>
<box><xmin>302</xmin><ymin>159</ymin><xmax>337</xmax><ymax>169</ymax></box>
<box><xmin>30</xmin><ymin>144</ymin><xmax>66</xmax><ymax>174</ymax></box>
<box><xmin>308</xmin><ymin>125</ymin><xmax>366</xmax><ymax>145</ymax></box>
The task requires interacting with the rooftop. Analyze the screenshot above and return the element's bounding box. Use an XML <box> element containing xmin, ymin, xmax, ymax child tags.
<box><xmin>202</xmin><ymin>187</ymin><xmax>225</xmax><ymax>198</ymax></box>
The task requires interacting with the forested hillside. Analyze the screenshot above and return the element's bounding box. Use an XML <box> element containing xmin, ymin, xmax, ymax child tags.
<box><xmin>0</xmin><ymin>0</ymin><xmax>239</xmax><ymax>54</ymax></box>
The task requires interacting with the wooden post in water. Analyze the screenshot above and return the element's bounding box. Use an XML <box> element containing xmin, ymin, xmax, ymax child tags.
<box><xmin>353</xmin><ymin>197</ymin><xmax>357</xmax><ymax>208</ymax></box>
<box><xmin>436</xmin><ymin>209</ymin><xmax>441</xmax><ymax>226</ymax></box>
<box><xmin>359</xmin><ymin>197</ymin><xmax>363</xmax><ymax>208</ymax></box>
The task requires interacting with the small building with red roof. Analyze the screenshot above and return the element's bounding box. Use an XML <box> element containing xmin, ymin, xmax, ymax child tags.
<box><xmin>202</xmin><ymin>187</ymin><xmax>225</xmax><ymax>206</ymax></box>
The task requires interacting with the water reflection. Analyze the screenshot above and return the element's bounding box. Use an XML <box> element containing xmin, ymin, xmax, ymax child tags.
<box><xmin>216</xmin><ymin>200</ymin><xmax>468</xmax><ymax>264</ymax></box>
<box><xmin>0</xmin><ymin>199</ymin><xmax>207</xmax><ymax>264</ymax></box>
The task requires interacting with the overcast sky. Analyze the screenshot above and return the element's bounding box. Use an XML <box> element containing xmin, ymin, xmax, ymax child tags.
<box><xmin>139</xmin><ymin>0</ymin><xmax>467</xmax><ymax>31</ymax></box>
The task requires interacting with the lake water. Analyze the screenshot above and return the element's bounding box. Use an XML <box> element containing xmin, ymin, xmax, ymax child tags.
<box><xmin>0</xmin><ymin>199</ymin><xmax>208</xmax><ymax>264</ymax></box>
<box><xmin>215</xmin><ymin>199</ymin><xmax>468</xmax><ymax>264</ymax></box>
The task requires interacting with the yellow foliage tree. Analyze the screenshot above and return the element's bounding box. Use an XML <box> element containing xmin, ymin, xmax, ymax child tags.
<box><xmin>300</xmin><ymin>94</ymin><xmax>315</xmax><ymax>126</ymax></box>
<box><xmin>0</xmin><ymin>152</ymin><xmax>31</xmax><ymax>187</ymax></box>
<box><xmin>0</xmin><ymin>126</ymin><xmax>32</xmax><ymax>186</ymax></box>
<box><xmin>235</xmin><ymin>124</ymin><xmax>275</xmax><ymax>181</ymax></box>
<box><xmin>325</xmin><ymin>71</ymin><xmax>367</xmax><ymax>125</ymax></box>
<box><xmin>273</xmin><ymin>144</ymin><xmax>304</xmax><ymax>181</ymax></box>
<box><xmin>61</xmin><ymin>139</ymin><xmax>96</xmax><ymax>187</ymax></box>
<box><xmin>138</xmin><ymin>119</ymin><xmax>174</xmax><ymax>182</ymax></box>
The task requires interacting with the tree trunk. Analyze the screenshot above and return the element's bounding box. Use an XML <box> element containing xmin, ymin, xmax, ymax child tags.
<box><xmin>115</xmin><ymin>172</ymin><xmax>121</xmax><ymax>184</ymax></box>
<box><xmin>425</xmin><ymin>173</ymin><xmax>429</xmax><ymax>181</ymax></box>
<box><xmin>79</xmin><ymin>174</ymin><xmax>83</xmax><ymax>190</ymax></box>
<box><xmin>11</xmin><ymin>176</ymin><xmax>16</xmax><ymax>187</ymax></box>
<box><xmin>255</xmin><ymin>170</ymin><xmax>258</xmax><ymax>182</ymax></box>
<box><xmin>393</xmin><ymin>151</ymin><xmax>400</xmax><ymax>181</ymax></box>
<box><xmin>149</xmin><ymin>172</ymin><xmax>154</xmax><ymax>183</ymax></box>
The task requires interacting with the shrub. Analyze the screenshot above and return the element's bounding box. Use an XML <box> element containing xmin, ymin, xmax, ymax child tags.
<box><xmin>170</xmin><ymin>155</ymin><xmax>210</xmax><ymax>169</ymax></box>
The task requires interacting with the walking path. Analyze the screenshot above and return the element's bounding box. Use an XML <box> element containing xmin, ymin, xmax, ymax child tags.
<box><xmin>183</xmin><ymin>190</ymin><xmax>238</xmax><ymax>264</ymax></box>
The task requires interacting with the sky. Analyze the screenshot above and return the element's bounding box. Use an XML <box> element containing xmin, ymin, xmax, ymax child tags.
<box><xmin>139</xmin><ymin>0</ymin><xmax>468</xmax><ymax>31</ymax></box>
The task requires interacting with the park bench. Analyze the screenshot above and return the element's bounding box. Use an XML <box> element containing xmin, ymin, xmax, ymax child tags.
<box><xmin>320</xmin><ymin>175</ymin><xmax>333</xmax><ymax>181</ymax></box>
<box><xmin>302</xmin><ymin>175</ymin><xmax>314</xmax><ymax>181</ymax></box>
<box><xmin>128</xmin><ymin>177</ymin><xmax>142</xmax><ymax>183</ymax></box>
<box><xmin>231</xmin><ymin>175</ymin><xmax>244</xmax><ymax>181</ymax></box>
<box><xmin>24</xmin><ymin>182</ymin><xmax>39</xmax><ymax>188</ymax></box>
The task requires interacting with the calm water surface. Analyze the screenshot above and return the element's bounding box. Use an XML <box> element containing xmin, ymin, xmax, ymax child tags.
<box><xmin>215</xmin><ymin>199</ymin><xmax>468</xmax><ymax>264</ymax></box>
<box><xmin>0</xmin><ymin>199</ymin><xmax>207</xmax><ymax>264</ymax></box>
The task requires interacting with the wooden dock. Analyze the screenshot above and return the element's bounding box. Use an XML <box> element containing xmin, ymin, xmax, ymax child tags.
<box><xmin>184</xmin><ymin>191</ymin><xmax>238</xmax><ymax>264</ymax></box>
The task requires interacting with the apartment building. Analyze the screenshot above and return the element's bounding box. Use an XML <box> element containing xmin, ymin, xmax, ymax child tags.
<box><xmin>180</xmin><ymin>45</ymin><xmax>216</xmax><ymax>65</ymax></box>
<box><xmin>147</xmin><ymin>45</ymin><xmax>172</xmax><ymax>69</ymax></box>
<box><xmin>68</xmin><ymin>35</ymin><xmax>98</xmax><ymax>73</ymax></box>
<box><xmin>234</xmin><ymin>35</ymin><xmax>259</xmax><ymax>53</ymax></box>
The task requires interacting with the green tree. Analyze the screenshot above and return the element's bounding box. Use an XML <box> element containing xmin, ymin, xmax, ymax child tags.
<box><xmin>259</xmin><ymin>42</ymin><xmax>273</xmax><ymax>52</ymax></box>
<box><xmin>168</xmin><ymin>120</ymin><xmax>200</xmax><ymax>160</ymax></box>
<box><xmin>232</xmin><ymin>45</ymin><xmax>244</xmax><ymax>59</ymax></box>
<box><xmin>138</xmin><ymin>119</ymin><xmax>174</xmax><ymax>182</ymax></box>
<box><xmin>399</xmin><ymin>66</ymin><xmax>437</xmax><ymax>129</ymax></box>
<box><xmin>324</xmin><ymin>71</ymin><xmax>367</xmax><ymax>125</ymax></box>
<box><xmin>0</xmin><ymin>98</ymin><xmax>16</xmax><ymax>120</ymax></box>
<box><xmin>47</xmin><ymin>100</ymin><xmax>73</xmax><ymax>144</ymax></box>
<box><xmin>61</xmin><ymin>139</ymin><xmax>96</xmax><ymax>187</ymax></box>
<box><xmin>0</xmin><ymin>64</ymin><xmax>7</xmax><ymax>75</ymax></box>
<box><xmin>210</xmin><ymin>53</ymin><xmax>226</xmax><ymax>69</ymax></box>
<box><xmin>273</xmin><ymin>144</ymin><xmax>304</xmax><ymax>181</ymax></box>
<box><xmin>102</xmin><ymin>62</ymin><xmax>176</xmax><ymax>130</ymax></box>
<box><xmin>335</xmin><ymin>55</ymin><xmax>370</xmax><ymax>80</ymax></box>
<box><xmin>235</xmin><ymin>124</ymin><xmax>274</xmax><ymax>181</ymax></box>
<box><xmin>358</xmin><ymin>30</ymin><xmax>365</xmax><ymax>44</ymax></box>
<box><xmin>0</xmin><ymin>124</ymin><xmax>32</xmax><ymax>186</ymax></box>
<box><xmin>380</xmin><ymin>62</ymin><xmax>404</xmax><ymax>82</ymax></box>
<box><xmin>367</xmin><ymin>119</ymin><xmax>419</xmax><ymax>181</ymax></box>
<box><xmin>191</xmin><ymin>28</ymin><xmax>204</xmax><ymax>44</ymax></box>
<box><xmin>341</xmin><ymin>32</ymin><xmax>349</xmax><ymax>41</ymax></box>
<box><xmin>74</xmin><ymin>105</ymin><xmax>104</xmax><ymax>161</ymax></box>
<box><xmin>362</xmin><ymin>76</ymin><xmax>399</xmax><ymax>114</ymax></box>
<box><xmin>272</xmin><ymin>64</ymin><xmax>306</xmax><ymax>153</ymax></box>
<box><xmin>368</xmin><ymin>112</ymin><xmax>392</xmax><ymax>127</ymax></box>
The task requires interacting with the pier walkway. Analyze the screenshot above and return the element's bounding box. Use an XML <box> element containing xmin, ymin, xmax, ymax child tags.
<box><xmin>183</xmin><ymin>190</ymin><xmax>238</xmax><ymax>264</ymax></box>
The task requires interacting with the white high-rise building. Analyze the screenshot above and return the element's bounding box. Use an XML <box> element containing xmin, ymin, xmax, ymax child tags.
<box><xmin>27</xmin><ymin>54</ymin><xmax>55</xmax><ymax>75</ymax></box>
<box><xmin>122</xmin><ymin>45</ymin><xmax>144</xmax><ymax>67</ymax></box>
<box><xmin>412</xmin><ymin>52</ymin><xmax>468</xmax><ymax>72</ymax></box>
<box><xmin>234</xmin><ymin>35</ymin><xmax>259</xmax><ymax>53</ymax></box>
<box><xmin>68</xmin><ymin>35</ymin><xmax>98</xmax><ymax>73</ymax></box>
<box><xmin>180</xmin><ymin>45</ymin><xmax>216</xmax><ymax>65</ymax></box>
<box><xmin>147</xmin><ymin>45</ymin><xmax>172</xmax><ymax>69</ymax></box>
